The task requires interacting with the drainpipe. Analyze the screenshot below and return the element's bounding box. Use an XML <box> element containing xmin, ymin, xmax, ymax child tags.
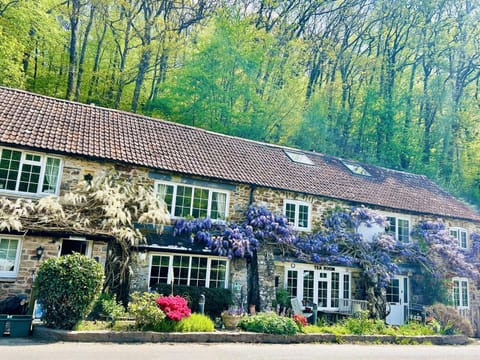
<box><xmin>247</xmin><ymin>184</ymin><xmax>260</xmax><ymax>311</ymax></box>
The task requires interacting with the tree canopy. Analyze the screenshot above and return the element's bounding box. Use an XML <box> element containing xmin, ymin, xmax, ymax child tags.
<box><xmin>1</xmin><ymin>0</ymin><xmax>480</xmax><ymax>206</ymax></box>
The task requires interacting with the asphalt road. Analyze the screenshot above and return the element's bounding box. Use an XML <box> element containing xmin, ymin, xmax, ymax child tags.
<box><xmin>1</xmin><ymin>339</ymin><xmax>480</xmax><ymax>360</ymax></box>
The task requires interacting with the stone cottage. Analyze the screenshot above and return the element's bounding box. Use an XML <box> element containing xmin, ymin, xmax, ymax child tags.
<box><xmin>0</xmin><ymin>87</ymin><xmax>479</xmax><ymax>333</ymax></box>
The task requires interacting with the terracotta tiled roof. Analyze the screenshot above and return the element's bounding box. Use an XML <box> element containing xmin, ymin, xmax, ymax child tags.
<box><xmin>1</xmin><ymin>87</ymin><xmax>479</xmax><ymax>222</ymax></box>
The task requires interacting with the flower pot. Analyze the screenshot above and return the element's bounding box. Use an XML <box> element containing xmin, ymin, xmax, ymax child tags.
<box><xmin>221</xmin><ymin>314</ymin><xmax>242</xmax><ymax>330</ymax></box>
<box><xmin>0</xmin><ymin>314</ymin><xmax>8</xmax><ymax>335</ymax></box>
<box><xmin>8</xmin><ymin>315</ymin><xmax>32</xmax><ymax>337</ymax></box>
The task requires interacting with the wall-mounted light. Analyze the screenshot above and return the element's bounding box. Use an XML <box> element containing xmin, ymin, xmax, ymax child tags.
<box><xmin>35</xmin><ymin>246</ymin><xmax>45</xmax><ymax>260</ymax></box>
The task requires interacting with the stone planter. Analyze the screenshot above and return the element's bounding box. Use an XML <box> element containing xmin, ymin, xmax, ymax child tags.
<box><xmin>221</xmin><ymin>314</ymin><xmax>243</xmax><ymax>330</ymax></box>
<box><xmin>8</xmin><ymin>315</ymin><xmax>32</xmax><ymax>337</ymax></box>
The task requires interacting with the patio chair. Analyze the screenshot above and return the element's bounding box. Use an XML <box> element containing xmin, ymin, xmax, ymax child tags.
<box><xmin>290</xmin><ymin>297</ymin><xmax>314</xmax><ymax>320</ymax></box>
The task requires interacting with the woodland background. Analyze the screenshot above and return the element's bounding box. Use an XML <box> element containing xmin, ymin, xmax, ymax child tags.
<box><xmin>1</xmin><ymin>0</ymin><xmax>480</xmax><ymax>207</ymax></box>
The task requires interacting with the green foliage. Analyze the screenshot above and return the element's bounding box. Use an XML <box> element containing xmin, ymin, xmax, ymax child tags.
<box><xmin>35</xmin><ymin>253</ymin><xmax>104</xmax><ymax>330</ymax></box>
<box><xmin>152</xmin><ymin>283</ymin><xmax>232</xmax><ymax>318</ymax></box>
<box><xmin>342</xmin><ymin>311</ymin><xmax>386</xmax><ymax>335</ymax></box>
<box><xmin>89</xmin><ymin>293</ymin><xmax>127</xmax><ymax>321</ymax></box>
<box><xmin>426</xmin><ymin>303</ymin><xmax>473</xmax><ymax>337</ymax></box>
<box><xmin>238</xmin><ymin>312</ymin><xmax>298</xmax><ymax>335</ymax></box>
<box><xmin>128</xmin><ymin>292</ymin><xmax>166</xmax><ymax>331</ymax></box>
<box><xmin>177</xmin><ymin>313</ymin><xmax>215</xmax><ymax>332</ymax></box>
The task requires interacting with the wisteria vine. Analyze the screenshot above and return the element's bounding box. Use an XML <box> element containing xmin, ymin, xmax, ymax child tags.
<box><xmin>173</xmin><ymin>205</ymin><xmax>479</xmax><ymax>288</ymax></box>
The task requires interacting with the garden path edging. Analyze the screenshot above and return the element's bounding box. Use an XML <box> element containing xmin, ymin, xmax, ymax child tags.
<box><xmin>32</xmin><ymin>325</ymin><xmax>470</xmax><ymax>345</ymax></box>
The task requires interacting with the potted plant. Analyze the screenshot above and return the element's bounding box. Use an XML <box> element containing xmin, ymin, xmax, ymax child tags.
<box><xmin>221</xmin><ymin>307</ymin><xmax>246</xmax><ymax>330</ymax></box>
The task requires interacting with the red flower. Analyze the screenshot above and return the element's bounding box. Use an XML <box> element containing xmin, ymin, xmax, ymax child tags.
<box><xmin>156</xmin><ymin>295</ymin><xmax>191</xmax><ymax>321</ymax></box>
<box><xmin>293</xmin><ymin>314</ymin><xmax>308</xmax><ymax>327</ymax></box>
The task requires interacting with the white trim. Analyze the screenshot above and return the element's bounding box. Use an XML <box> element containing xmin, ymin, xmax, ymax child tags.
<box><xmin>0</xmin><ymin>146</ymin><xmax>63</xmax><ymax>197</ymax></box>
<box><xmin>0</xmin><ymin>235</ymin><xmax>22</xmax><ymax>278</ymax></box>
<box><xmin>154</xmin><ymin>180</ymin><xmax>230</xmax><ymax>220</ymax></box>
<box><xmin>282</xmin><ymin>262</ymin><xmax>351</xmax><ymax>310</ymax></box>
<box><xmin>283</xmin><ymin>199</ymin><xmax>312</xmax><ymax>232</ymax></box>
<box><xmin>452</xmin><ymin>277</ymin><xmax>469</xmax><ymax>309</ymax></box>
<box><xmin>449</xmin><ymin>227</ymin><xmax>468</xmax><ymax>249</ymax></box>
<box><xmin>148</xmin><ymin>252</ymin><xmax>229</xmax><ymax>289</ymax></box>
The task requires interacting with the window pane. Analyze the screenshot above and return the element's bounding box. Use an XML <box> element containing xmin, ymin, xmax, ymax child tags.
<box><xmin>398</xmin><ymin>219</ymin><xmax>409</xmax><ymax>242</ymax></box>
<box><xmin>211</xmin><ymin>192</ymin><xmax>227</xmax><ymax>220</ymax></box>
<box><xmin>192</xmin><ymin>188</ymin><xmax>209</xmax><ymax>218</ymax></box>
<box><xmin>303</xmin><ymin>270</ymin><xmax>314</xmax><ymax>303</ymax></box>
<box><xmin>156</xmin><ymin>183</ymin><xmax>174</xmax><ymax>214</ymax></box>
<box><xmin>42</xmin><ymin>158</ymin><xmax>61</xmax><ymax>193</ymax></box>
<box><xmin>173</xmin><ymin>255</ymin><xmax>190</xmax><ymax>285</ymax></box>
<box><xmin>331</xmin><ymin>272</ymin><xmax>340</xmax><ymax>307</ymax></box>
<box><xmin>0</xmin><ymin>238</ymin><xmax>19</xmax><ymax>272</ymax></box>
<box><xmin>0</xmin><ymin>149</ymin><xmax>21</xmax><ymax>191</ymax></box>
<box><xmin>149</xmin><ymin>255</ymin><xmax>170</xmax><ymax>288</ymax></box>
<box><xmin>343</xmin><ymin>274</ymin><xmax>350</xmax><ymax>300</ymax></box>
<box><xmin>287</xmin><ymin>270</ymin><xmax>298</xmax><ymax>297</ymax></box>
<box><xmin>210</xmin><ymin>259</ymin><xmax>226</xmax><ymax>288</ymax></box>
<box><xmin>285</xmin><ymin>203</ymin><xmax>296</xmax><ymax>225</ymax></box>
<box><xmin>386</xmin><ymin>279</ymin><xmax>400</xmax><ymax>303</ymax></box>
<box><xmin>297</xmin><ymin>205</ymin><xmax>309</xmax><ymax>228</ymax></box>
<box><xmin>18</xmin><ymin>163</ymin><xmax>41</xmax><ymax>193</ymax></box>
<box><xmin>190</xmin><ymin>257</ymin><xmax>207</xmax><ymax>287</ymax></box>
<box><xmin>318</xmin><ymin>277</ymin><xmax>328</xmax><ymax>308</ymax></box>
<box><xmin>174</xmin><ymin>186</ymin><xmax>193</xmax><ymax>217</ymax></box>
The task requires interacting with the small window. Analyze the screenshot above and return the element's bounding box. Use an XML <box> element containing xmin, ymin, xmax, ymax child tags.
<box><xmin>284</xmin><ymin>200</ymin><xmax>311</xmax><ymax>231</ymax></box>
<box><xmin>0</xmin><ymin>236</ymin><xmax>22</xmax><ymax>278</ymax></box>
<box><xmin>386</xmin><ymin>216</ymin><xmax>410</xmax><ymax>243</ymax></box>
<box><xmin>450</xmin><ymin>227</ymin><xmax>468</xmax><ymax>249</ymax></box>
<box><xmin>284</xmin><ymin>150</ymin><xmax>314</xmax><ymax>165</ymax></box>
<box><xmin>452</xmin><ymin>277</ymin><xmax>469</xmax><ymax>308</ymax></box>
<box><xmin>341</xmin><ymin>160</ymin><xmax>371</xmax><ymax>177</ymax></box>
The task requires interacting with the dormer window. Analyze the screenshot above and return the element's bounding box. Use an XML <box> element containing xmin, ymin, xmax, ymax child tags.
<box><xmin>341</xmin><ymin>160</ymin><xmax>371</xmax><ymax>177</ymax></box>
<box><xmin>0</xmin><ymin>147</ymin><xmax>62</xmax><ymax>196</ymax></box>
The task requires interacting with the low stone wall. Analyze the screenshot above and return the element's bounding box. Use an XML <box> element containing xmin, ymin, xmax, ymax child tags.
<box><xmin>32</xmin><ymin>325</ymin><xmax>470</xmax><ymax>345</ymax></box>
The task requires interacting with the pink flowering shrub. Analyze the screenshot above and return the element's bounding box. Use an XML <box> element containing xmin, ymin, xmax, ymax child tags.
<box><xmin>156</xmin><ymin>295</ymin><xmax>191</xmax><ymax>321</ymax></box>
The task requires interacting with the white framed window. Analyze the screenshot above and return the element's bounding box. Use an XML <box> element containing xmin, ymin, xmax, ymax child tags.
<box><xmin>452</xmin><ymin>277</ymin><xmax>469</xmax><ymax>309</ymax></box>
<box><xmin>59</xmin><ymin>237</ymin><xmax>93</xmax><ymax>257</ymax></box>
<box><xmin>0</xmin><ymin>147</ymin><xmax>62</xmax><ymax>196</ymax></box>
<box><xmin>0</xmin><ymin>236</ymin><xmax>22</xmax><ymax>278</ymax></box>
<box><xmin>449</xmin><ymin>227</ymin><xmax>468</xmax><ymax>249</ymax></box>
<box><xmin>155</xmin><ymin>181</ymin><xmax>229</xmax><ymax>220</ymax></box>
<box><xmin>285</xmin><ymin>264</ymin><xmax>351</xmax><ymax>310</ymax></box>
<box><xmin>284</xmin><ymin>200</ymin><xmax>311</xmax><ymax>231</ymax></box>
<box><xmin>386</xmin><ymin>215</ymin><xmax>410</xmax><ymax>243</ymax></box>
<box><xmin>149</xmin><ymin>253</ymin><xmax>228</xmax><ymax>289</ymax></box>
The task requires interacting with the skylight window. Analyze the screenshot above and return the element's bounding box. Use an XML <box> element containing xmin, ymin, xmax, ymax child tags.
<box><xmin>285</xmin><ymin>150</ymin><xmax>314</xmax><ymax>165</ymax></box>
<box><xmin>342</xmin><ymin>160</ymin><xmax>371</xmax><ymax>176</ymax></box>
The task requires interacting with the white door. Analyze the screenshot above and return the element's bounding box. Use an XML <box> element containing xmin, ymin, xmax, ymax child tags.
<box><xmin>386</xmin><ymin>275</ymin><xmax>409</xmax><ymax>325</ymax></box>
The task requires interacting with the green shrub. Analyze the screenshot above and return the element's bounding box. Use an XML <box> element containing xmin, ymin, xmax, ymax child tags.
<box><xmin>35</xmin><ymin>253</ymin><xmax>104</xmax><ymax>330</ymax></box>
<box><xmin>425</xmin><ymin>303</ymin><xmax>473</xmax><ymax>337</ymax></box>
<box><xmin>342</xmin><ymin>311</ymin><xmax>386</xmax><ymax>335</ymax></box>
<box><xmin>89</xmin><ymin>292</ymin><xmax>127</xmax><ymax>321</ymax></box>
<box><xmin>238</xmin><ymin>312</ymin><xmax>298</xmax><ymax>335</ymax></box>
<box><xmin>177</xmin><ymin>313</ymin><xmax>215</xmax><ymax>332</ymax></box>
<box><xmin>152</xmin><ymin>284</ymin><xmax>232</xmax><ymax>318</ymax></box>
<box><xmin>128</xmin><ymin>292</ymin><xmax>166</xmax><ymax>331</ymax></box>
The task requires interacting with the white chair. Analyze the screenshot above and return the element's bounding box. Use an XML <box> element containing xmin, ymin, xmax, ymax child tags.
<box><xmin>290</xmin><ymin>297</ymin><xmax>313</xmax><ymax>320</ymax></box>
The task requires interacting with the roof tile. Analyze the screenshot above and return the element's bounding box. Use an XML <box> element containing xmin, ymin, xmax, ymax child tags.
<box><xmin>0</xmin><ymin>86</ymin><xmax>479</xmax><ymax>222</ymax></box>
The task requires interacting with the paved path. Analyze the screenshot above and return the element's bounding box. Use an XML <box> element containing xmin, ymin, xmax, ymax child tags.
<box><xmin>1</xmin><ymin>339</ymin><xmax>480</xmax><ymax>360</ymax></box>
